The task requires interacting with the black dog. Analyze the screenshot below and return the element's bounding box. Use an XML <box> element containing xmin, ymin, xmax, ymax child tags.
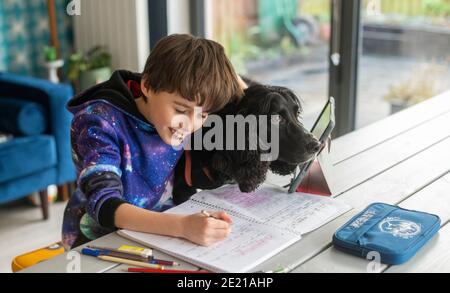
<box><xmin>172</xmin><ymin>82</ymin><xmax>320</xmax><ymax>204</ymax></box>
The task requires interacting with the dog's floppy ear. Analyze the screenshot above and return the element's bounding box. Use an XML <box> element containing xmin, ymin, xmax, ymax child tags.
<box><xmin>211</xmin><ymin>152</ymin><xmax>232</xmax><ymax>179</ymax></box>
<box><xmin>234</xmin><ymin>150</ymin><xmax>270</xmax><ymax>192</ymax></box>
<box><xmin>238</xmin><ymin>85</ymin><xmax>279</xmax><ymax>116</ymax></box>
<box><xmin>212</xmin><ymin>150</ymin><xmax>270</xmax><ymax>193</ymax></box>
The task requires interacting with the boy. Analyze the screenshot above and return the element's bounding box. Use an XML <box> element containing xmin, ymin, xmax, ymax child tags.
<box><xmin>62</xmin><ymin>34</ymin><xmax>246</xmax><ymax>250</ymax></box>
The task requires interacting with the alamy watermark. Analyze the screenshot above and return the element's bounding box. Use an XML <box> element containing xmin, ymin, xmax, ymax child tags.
<box><xmin>169</xmin><ymin>107</ymin><xmax>280</xmax><ymax>162</ymax></box>
<box><xmin>366</xmin><ymin>251</ymin><xmax>381</xmax><ymax>273</ymax></box>
<box><xmin>66</xmin><ymin>250</ymin><xmax>81</xmax><ymax>273</ymax></box>
<box><xmin>67</xmin><ymin>0</ymin><xmax>81</xmax><ymax>16</ymax></box>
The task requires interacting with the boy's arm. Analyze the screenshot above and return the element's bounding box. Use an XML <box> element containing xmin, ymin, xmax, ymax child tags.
<box><xmin>114</xmin><ymin>203</ymin><xmax>233</xmax><ymax>246</ymax></box>
<box><xmin>72</xmin><ymin>111</ymin><xmax>126</xmax><ymax>227</ymax></box>
<box><xmin>115</xmin><ymin>204</ymin><xmax>184</xmax><ymax>237</ymax></box>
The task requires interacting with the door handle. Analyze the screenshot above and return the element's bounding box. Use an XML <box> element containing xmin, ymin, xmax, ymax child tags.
<box><xmin>330</xmin><ymin>0</ymin><xmax>342</xmax><ymax>67</ymax></box>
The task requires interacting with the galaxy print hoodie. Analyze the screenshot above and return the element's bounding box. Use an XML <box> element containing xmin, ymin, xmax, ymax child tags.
<box><xmin>62</xmin><ymin>70</ymin><xmax>184</xmax><ymax>250</ymax></box>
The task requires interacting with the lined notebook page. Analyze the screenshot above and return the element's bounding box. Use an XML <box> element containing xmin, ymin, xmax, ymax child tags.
<box><xmin>192</xmin><ymin>184</ymin><xmax>351</xmax><ymax>234</ymax></box>
<box><xmin>118</xmin><ymin>184</ymin><xmax>351</xmax><ymax>273</ymax></box>
<box><xmin>118</xmin><ymin>201</ymin><xmax>300</xmax><ymax>273</ymax></box>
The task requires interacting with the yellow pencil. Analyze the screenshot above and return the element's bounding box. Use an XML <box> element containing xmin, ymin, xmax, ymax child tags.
<box><xmin>98</xmin><ymin>255</ymin><xmax>165</xmax><ymax>269</ymax></box>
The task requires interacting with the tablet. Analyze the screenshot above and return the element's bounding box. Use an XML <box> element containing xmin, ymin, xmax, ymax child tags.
<box><xmin>288</xmin><ymin>97</ymin><xmax>335</xmax><ymax>193</ymax></box>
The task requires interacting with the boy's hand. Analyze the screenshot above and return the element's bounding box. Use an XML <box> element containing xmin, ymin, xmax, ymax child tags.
<box><xmin>181</xmin><ymin>211</ymin><xmax>233</xmax><ymax>246</ymax></box>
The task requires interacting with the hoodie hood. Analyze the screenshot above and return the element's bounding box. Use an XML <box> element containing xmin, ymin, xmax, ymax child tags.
<box><xmin>67</xmin><ymin>70</ymin><xmax>150</xmax><ymax>124</ymax></box>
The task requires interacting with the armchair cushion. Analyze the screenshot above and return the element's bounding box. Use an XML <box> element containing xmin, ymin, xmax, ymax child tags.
<box><xmin>0</xmin><ymin>98</ymin><xmax>47</xmax><ymax>135</ymax></box>
<box><xmin>0</xmin><ymin>135</ymin><xmax>57</xmax><ymax>184</ymax></box>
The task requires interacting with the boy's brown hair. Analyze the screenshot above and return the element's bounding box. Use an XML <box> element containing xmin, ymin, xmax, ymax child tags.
<box><xmin>142</xmin><ymin>34</ymin><xmax>244</xmax><ymax>113</ymax></box>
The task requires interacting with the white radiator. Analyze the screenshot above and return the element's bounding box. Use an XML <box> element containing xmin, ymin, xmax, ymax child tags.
<box><xmin>73</xmin><ymin>0</ymin><xmax>150</xmax><ymax>72</ymax></box>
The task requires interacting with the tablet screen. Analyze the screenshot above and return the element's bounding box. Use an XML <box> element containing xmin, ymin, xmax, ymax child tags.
<box><xmin>311</xmin><ymin>97</ymin><xmax>334</xmax><ymax>142</ymax></box>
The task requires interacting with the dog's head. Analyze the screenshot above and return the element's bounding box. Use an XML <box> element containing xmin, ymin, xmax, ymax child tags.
<box><xmin>209</xmin><ymin>83</ymin><xmax>321</xmax><ymax>192</ymax></box>
<box><xmin>236</xmin><ymin>84</ymin><xmax>321</xmax><ymax>175</ymax></box>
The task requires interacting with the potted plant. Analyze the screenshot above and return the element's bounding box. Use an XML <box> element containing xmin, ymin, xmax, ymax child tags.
<box><xmin>68</xmin><ymin>46</ymin><xmax>112</xmax><ymax>91</ymax></box>
<box><xmin>384</xmin><ymin>64</ymin><xmax>445</xmax><ymax>114</ymax></box>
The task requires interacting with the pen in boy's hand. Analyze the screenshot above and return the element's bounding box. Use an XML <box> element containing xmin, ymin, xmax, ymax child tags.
<box><xmin>201</xmin><ymin>210</ymin><xmax>233</xmax><ymax>224</ymax></box>
<box><xmin>201</xmin><ymin>210</ymin><xmax>213</xmax><ymax>218</ymax></box>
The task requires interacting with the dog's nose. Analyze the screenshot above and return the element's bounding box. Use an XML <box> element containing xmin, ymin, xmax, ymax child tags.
<box><xmin>306</xmin><ymin>140</ymin><xmax>321</xmax><ymax>154</ymax></box>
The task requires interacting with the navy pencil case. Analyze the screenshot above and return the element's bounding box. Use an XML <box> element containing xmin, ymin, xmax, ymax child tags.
<box><xmin>332</xmin><ymin>202</ymin><xmax>441</xmax><ymax>265</ymax></box>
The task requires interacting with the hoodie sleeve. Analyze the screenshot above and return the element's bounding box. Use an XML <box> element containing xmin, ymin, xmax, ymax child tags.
<box><xmin>71</xmin><ymin>111</ymin><xmax>127</xmax><ymax>228</ymax></box>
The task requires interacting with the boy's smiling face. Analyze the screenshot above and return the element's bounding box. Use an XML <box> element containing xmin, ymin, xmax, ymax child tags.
<box><xmin>136</xmin><ymin>81</ymin><xmax>208</xmax><ymax>147</ymax></box>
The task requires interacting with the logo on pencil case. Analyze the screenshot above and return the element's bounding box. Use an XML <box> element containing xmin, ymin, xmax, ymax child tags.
<box><xmin>379</xmin><ymin>217</ymin><xmax>421</xmax><ymax>239</ymax></box>
<box><xmin>349</xmin><ymin>209</ymin><xmax>377</xmax><ymax>229</ymax></box>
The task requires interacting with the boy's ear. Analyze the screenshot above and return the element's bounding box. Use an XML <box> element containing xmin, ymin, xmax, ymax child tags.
<box><xmin>140</xmin><ymin>79</ymin><xmax>151</xmax><ymax>99</ymax></box>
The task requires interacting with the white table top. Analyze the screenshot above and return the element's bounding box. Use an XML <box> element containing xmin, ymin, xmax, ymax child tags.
<box><xmin>22</xmin><ymin>90</ymin><xmax>450</xmax><ymax>273</ymax></box>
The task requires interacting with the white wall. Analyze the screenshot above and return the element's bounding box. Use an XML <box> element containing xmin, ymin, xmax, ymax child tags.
<box><xmin>204</xmin><ymin>0</ymin><xmax>214</xmax><ymax>39</ymax></box>
<box><xmin>167</xmin><ymin>0</ymin><xmax>191</xmax><ymax>35</ymax></box>
<box><xmin>74</xmin><ymin>0</ymin><xmax>150</xmax><ymax>72</ymax></box>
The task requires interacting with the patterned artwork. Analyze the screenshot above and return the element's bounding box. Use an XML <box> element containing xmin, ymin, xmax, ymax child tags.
<box><xmin>0</xmin><ymin>1</ymin><xmax>7</xmax><ymax>71</ymax></box>
<box><xmin>0</xmin><ymin>0</ymin><xmax>74</xmax><ymax>78</ymax></box>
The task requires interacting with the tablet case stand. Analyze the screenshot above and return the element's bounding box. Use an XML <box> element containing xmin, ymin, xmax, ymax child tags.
<box><xmin>296</xmin><ymin>141</ymin><xmax>335</xmax><ymax>196</ymax></box>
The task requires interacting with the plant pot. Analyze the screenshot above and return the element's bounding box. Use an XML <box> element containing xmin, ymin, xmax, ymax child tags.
<box><xmin>79</xmin><ymin>67</ymin><xmax>112</xmax><ymax>91</ymax></box>
<box><xmin>43</xmin><ymin>59</ymin><xmax>64</xmax><ymax>83</ymax></box>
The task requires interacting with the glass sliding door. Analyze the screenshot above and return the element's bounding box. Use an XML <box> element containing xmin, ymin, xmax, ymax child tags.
<box><xmin>357</xmin><ymin>0</ymin><xmax>450</xmax><ymax>128</ymax></box>
<box><xmin>205</xmin><ymin>0</ymin><xmax>332</xmax><ymax>128</ymax></box>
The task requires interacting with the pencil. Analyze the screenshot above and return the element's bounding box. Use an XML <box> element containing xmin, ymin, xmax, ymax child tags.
<box><xmin>149</xmin><ymin>258</ymin><xmax>180</xmax><ymax>266</ymax></box>
<box><xmin>83</xmin><ymin>247</ymin><xmax>179</xmax><ymax>266</ymax></box>
<box><xmin>97</xmin><ymin>255</ymin><xmax>164</xmax><ymax>269</ymax></box>
<box><xmin>126</xmin><ymin>267</ymin><xmax>210</xmax><ymax>274</ymax></box>
<box><xmin>92</xmin><ymin>249</ymin><xmax>150</xmax><ymax>262</ymax></box>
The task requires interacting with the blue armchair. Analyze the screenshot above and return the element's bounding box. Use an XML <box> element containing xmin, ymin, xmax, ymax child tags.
<box><xmin>0</xmin><ymin>72</ymin><xmax>76</xmax><ymax>219</ymax></box>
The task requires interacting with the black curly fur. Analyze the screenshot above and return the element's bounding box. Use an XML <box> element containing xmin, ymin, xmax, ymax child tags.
<box><xmin>269</xmin><ymin>160</ymin><xmax>298</xmax><ymax>176</ymax></box>
<box><xmin>172</xmin><ymin>80</ymin><xmax>320</xmax><ymax>204</ymax></box>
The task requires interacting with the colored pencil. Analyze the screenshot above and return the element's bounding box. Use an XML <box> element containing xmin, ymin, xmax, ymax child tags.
<box><xmin>97</xmin><ymin>255</ymin><xmax>164</xmax><ymax>269</ymax></box>
<box><xmin>126</xmin><ymin>267</ymin><xmax>210</xmax><ymax>274</ymax></box>
<box><xmin>149</xmin><ymin>258</ymin><xmax>180</xmax><ymax>266</ymax></box>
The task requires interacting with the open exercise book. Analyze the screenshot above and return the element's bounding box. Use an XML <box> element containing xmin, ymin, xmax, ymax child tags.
<box><xmin>117</xmin><ymin>184</ymin><xmax>351</xmax><ymax>273</ymax></box>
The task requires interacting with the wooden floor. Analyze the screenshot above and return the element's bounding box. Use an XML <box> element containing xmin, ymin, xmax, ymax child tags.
<box><xmin>0</xmin><ymin>201</ymin><xmax>66</xmax><ymax>273</ymax></box>
<box><xmin>21</xmin><ymin>90</ymin><xmax>450</xmax><ymax>273</ymax></box>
